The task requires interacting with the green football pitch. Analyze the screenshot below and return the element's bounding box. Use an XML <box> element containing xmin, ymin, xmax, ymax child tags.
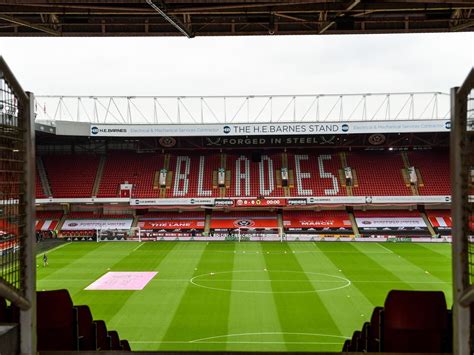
<box><xmin>36</xmin><ymin>241</ymin><xmax>452</xmax><ymax>352</ymax></box>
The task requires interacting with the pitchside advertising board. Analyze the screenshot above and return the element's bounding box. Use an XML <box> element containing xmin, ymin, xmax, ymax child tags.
<box><xmin>355</xmin><ymin>217</ymin><xmax>429</xmax><ymax>234</ymax></box>
<box><xmin>89</xmin><ymin>120</ymin><xmax>450</xmax><ymax>137</ymax></box>
<box><xmin>62</xmin><ymin>219</ymin><xmax>133</xmax><ymax>231</ymax></box>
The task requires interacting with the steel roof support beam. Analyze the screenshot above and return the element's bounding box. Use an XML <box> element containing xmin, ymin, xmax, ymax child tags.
<box><xmin>146</xmin><ymin>0</ymin><xmax>194</xmax><ymax>38</ymax></box>
<box><xmin>0</xmin><ymin>14</ymin><xmax>59</xmax><ymax>35</ymax></box>
<box><xmin>319</xmin><ymin>0</ymin><xmax>360</xmax><ymax>34</ymax></box>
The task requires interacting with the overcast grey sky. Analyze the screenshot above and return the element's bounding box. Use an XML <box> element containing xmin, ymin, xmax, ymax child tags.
<box><xmin>0</xmin><ymin>32</ymin><xmax>473</xmax><ymax>96</ymax></box>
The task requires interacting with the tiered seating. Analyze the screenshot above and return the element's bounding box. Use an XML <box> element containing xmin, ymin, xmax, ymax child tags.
<box><xmin>168</xmin><ymin>154</ymin><xmax>220</xmax><ymax>198</ymax></box>
<box><xmin>36</xmin><ymin>210</ymin><xmax>63</xmax><ymax>236</ymax></box>
<box><xmin>36</xmin><ymin>289</ymin><xmax>131</xmax><ymax>351</ymax></box>
<box><xmin>39</xmin><ymin>150</ymin><xmax>452</xmax><ymax>199</ymax></box>
<box><xmin>343</xmin><ymin>290</ymin><xmax>451</xmax><ymax>353</ymax></box>
<box><xmin>66</xmin><ymin>212</ymin><xmax>131</xmax><ymax>219</ymax></box>
<box><xmin>408</xmin><ymin>150</ymin><xmax>450</xmax><ymax>195</ymax></box>
<box><xmin>347</xmin><ymin>151</ymin><xmax>411</xmax><ymax>196</ymax></box>
<box><xmin>42</xmin><ymin>155</ymin><xmax>100</xmax><ymax>198</ymax></box>
<box><xmin>35</xmin><ymin>166</ymin><xmax>47</xmax><ymax>198</ymax></box>
<box><xmin>286</xmin><ymin>152</ymin><xmax>345</xmax><ymax>197</ymax></box>
<box><xmin>98</xmin><ymin>152</ymin><xmax>164</xmax><ymax>198</ymax></box>
<box><xmin>225</xmin><ymin>152</ymin><xmax>286</xmax><ymax>198</ymax></box>
<box><xmin>354</xmin><ymin>210</ymin><xmax>421</xmax><ymax>218</ymax></box>
<box><xmin>37</xmin><ymin>211</ymin><xmax>63</xmax><ymax>219</ymax></box>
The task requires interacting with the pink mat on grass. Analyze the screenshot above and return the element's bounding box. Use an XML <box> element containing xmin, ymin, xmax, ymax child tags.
<box><xmin>85</xmin><ymin>271</ymin><xmax>158</xmax><ymax>290</ymax></box>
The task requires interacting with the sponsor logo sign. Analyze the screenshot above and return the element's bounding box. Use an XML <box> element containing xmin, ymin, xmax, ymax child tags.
<box><xmin>214</xmin><ymin>199</ymin><xmax>234</xmax><ymax>207</ymax></box>
<box><xmin>287</xmin><ymin>198</ymin><xmax>307</xmax><ymax>206</ymax></box>
<box><xmin>233</xmin><ymin>219</ymin><xmax>256</xmax><ymax>228</ymax></box>
<box><xmin>131</xmin><ymin>198</ymin><xmax>214</xmax><ymax>206</ymax></box>
<box><xmin>62</xmin><ymin>219</ymin><xmax>133</xmax><ymax>231</ymax></box>
<box><xmin>88</xmin><ymin>120</ymin><xmax>450</xmax><ymax>138</ymax></box>
<box><xmin>355</xmin><ymin>217</ymin><xmax>427</xmax><ymax>228</ymax></box>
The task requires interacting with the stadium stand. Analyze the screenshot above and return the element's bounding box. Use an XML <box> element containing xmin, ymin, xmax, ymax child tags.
<box><xmin>97</xmin><ymin>152</ymin><xmax>164</xmax><ymax>198</ymax></box>
<box><xmin>35</xmin><ymin>168</ymin><xmax>47</xmax><ymax>199</ymax></box>
<box><xmin>346</xmin><ymin>152</ymin><xmax>411</xmax><ymax>196</ymax></box>
<box><xmin>407</xmin><ymin>151</ymin><xmax>451</xmax><ymax>195</ymax></box>
<box><xmin>36</xmin><ymin>150</ymin><xmax>452</xmax><ymax>199</ymax></box>
<box><xmin>42</xmin><ymin>155</ymin><xmax>100</xmax><ymax>198</ymax></box>
<box><xmin>35</xmin><ymin>211</ymin><xmax>62</xmax><ymax>235</ymax></box>
<box><xmin>286</xmin><ymin>152</ymin><xmax>344</xmax><ymax>197</ymax></box>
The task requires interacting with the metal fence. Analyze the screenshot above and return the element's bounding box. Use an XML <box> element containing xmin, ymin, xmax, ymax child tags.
<box><xmin>451</xmin><ymin>67</ymin><xmax>474</xmax><ymax>355</ymax></box>
<box><xmin>0</xmin><ymin>56</ymin><xmax>36</xmax><ymax>354</ymax></box>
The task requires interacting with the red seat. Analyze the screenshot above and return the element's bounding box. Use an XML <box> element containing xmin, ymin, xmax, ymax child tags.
<box><xmin>383</xmin><ymin>290</ymin><xmax>448</xmax><ymax>352</ymax></box>
<box><xmin>120</xmin><ymin>339</ymin><xmax>132</xmax><ymax>351</ymax></box>
<box><xmin>37</xmin><ymin>289</ymin><xmax>78</xmax><ymax>351</ymax></box>
<box><xmin>93</xmin><ymin>320</ymin><xmax>110</xmax><ymax>350</ymax></box>
<box><xmin>367</xmin><ymin>306</ymin><xmax>383</xmax><ymax>352</ymax></box>
<box><xmin>75</xmin><ymin>305</ymin><xmax>96</xmax><ymax>350</ymax></box>
<box><xmin>108</xmin><ymin>330</ymin><xmax>121</xmax><ymax>350</ymax></box>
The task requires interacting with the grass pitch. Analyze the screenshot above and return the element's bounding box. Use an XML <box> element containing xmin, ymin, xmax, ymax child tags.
<box><xmin>37</xmin><ymin>242</ymin><xmax>452</xmax><ymax>352</ymax></box>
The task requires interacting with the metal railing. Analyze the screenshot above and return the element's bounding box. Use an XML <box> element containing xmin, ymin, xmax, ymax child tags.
<box><xmin>451</xmin><ymin>67</ymin><xmax>474</xmax><ymax>355</ymax></box>
<box><xmin>0</xmin><ymin>56</ymin><xmax>36</xmax><ymax>354</ymax></box>
<box><xmin>35</xmin><ymin>92</ymin><xmax>450</xmax><ymax>125</ymax></box>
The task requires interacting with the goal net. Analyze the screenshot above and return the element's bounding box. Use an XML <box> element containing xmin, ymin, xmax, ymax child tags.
<box><xmin>236</xmin><ymin>227</ymin><xmax>285</xmax><ymax>242</ymax></box>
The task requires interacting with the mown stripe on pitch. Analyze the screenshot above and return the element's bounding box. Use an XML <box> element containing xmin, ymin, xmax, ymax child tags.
<box><xmin>113</xmin><ymin>242</ymin><xmax>207</xmax><ymax>349</ymax></box>
<box><xmin>36</xmin><ymin>242</ymin><xmax>105</xmax><ymax>284</ymax></box>
<box><xmin>316</xmin><ymin>242</ymin><xmax>414</xmax><ymax>306</ymax></box>
<box><xmin>373</xmin><ymin>243</ymin><xmax>452</xmax><ymax>301</ymax></box>
<box><xmin>419</xmin><ymin>243</ymin><xmax>451</xmax><ymax>259</ymax></box>
<box><xmin>225</xmin><ymin>242</ymin><xmax>287</xmax><ymax>352</ymax></box>
<box><xmin>290</xmin><ymin>243</ymin><xmax>374</xmax><ymax>340</ymax></box>
<box><xmin>261</xmin><ymin>242</ymin><xmax>342</xmax><ymax>352</ymax></box>
<box><xmin>157</xmin><ymin>242</ymin><xmax>236</xmax><ymax>351</ymax></box>
<box><xmin>73</xmin><ymin>242</ymin><xmax>179</xmax><ymax>325</ymax></box>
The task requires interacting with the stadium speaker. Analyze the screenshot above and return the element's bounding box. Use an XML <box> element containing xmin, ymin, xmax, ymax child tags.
<box><xmin>251</xmin><ymin>152</ymin><xmax>262</xmax><ymax>163</ymax></box>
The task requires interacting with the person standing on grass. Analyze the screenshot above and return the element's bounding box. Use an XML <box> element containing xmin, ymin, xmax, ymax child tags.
<box><xmin>43</xmin><ymin>253</ymin><xmax>48</xmax><ymax>267</ymax></box>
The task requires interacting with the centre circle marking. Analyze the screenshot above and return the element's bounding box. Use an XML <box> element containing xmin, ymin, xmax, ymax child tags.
<box><xmin>190</xmin><ymin>270</ymin><xmax>351</xmax><ymax>294</ymax></box>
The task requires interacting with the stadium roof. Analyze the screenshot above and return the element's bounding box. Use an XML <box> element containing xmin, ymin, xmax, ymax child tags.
<box><xmin>0</xmin><ymin>0</ymin><xmax>473</xmax><ymax>37</ymax></box>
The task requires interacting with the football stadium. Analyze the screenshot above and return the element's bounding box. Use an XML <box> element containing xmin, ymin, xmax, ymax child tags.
<box><xmin>0</xmin><ymin>1</ymin><xmax>474</xmax><ymax>354</ymax></box>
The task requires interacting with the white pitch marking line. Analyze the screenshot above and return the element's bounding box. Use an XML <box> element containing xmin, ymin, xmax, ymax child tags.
<box><xmin>130</xmin><ymin>341</ymin><xmax>344</xmax><ymax>345</ymax></box>
<box><xmin>37</xmin><ymin>278</ymin><xmax>450</xmax><ymax>284</ymax></box>
<box><xmin>189</xmin><ymin>331</ymin><xmax>348</xmax><ymax>343</ymax></box>
<box><xmin>190</xmin><ymin>270</ymin><xmax>351</xmax><ymax>294</ymax></box>
<box><xmin>133</xmin><ymin>243</ymin><xmax>145</xmax><ymax>252</ymax></box>
<box><xmin>36</xmin><ymin>242</ymin><xmax>71</xmax><ymax>258</ymax></box>
<box><xmin>376</xmin><ymin>243</ymin><xmax>394</xmax><ymax>254</ymax></box>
